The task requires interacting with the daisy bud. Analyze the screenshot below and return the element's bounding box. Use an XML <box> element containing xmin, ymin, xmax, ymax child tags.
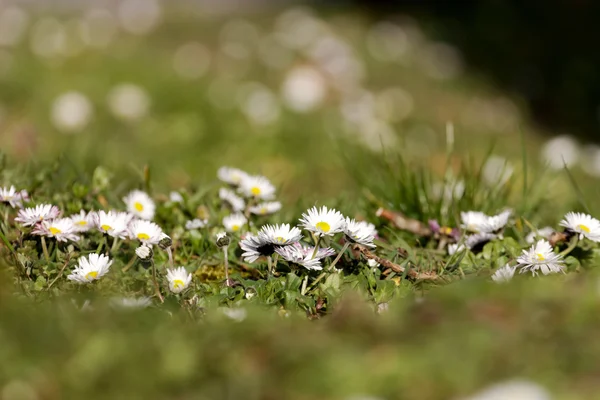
<box><xmin>158</xmin><ymin>233</ymin><xmax>172</xmax><ymax>250</ymax></box>
<box><xmin>136</xmin><ymin>244</ymin><xmax>153</xmax><ymax>261</ymax></box>
<box><xmin>216</xmin><ymin>232</ymin><xmax>230</xmax><ymax>248</ymax></box>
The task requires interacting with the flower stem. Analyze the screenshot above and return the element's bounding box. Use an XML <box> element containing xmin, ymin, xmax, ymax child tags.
<box><xmin>311</xmin><ymin>235</ymin><xmax>322</xmax><ymax>259</ymax></box>
<box><xmin>41</xmin><ymin>236</ymin><xmax>49</xmax><ymax>262</ymax></box>
<box><xmin>166</xmin><ymin>247</ymin><xmax>174</xmax><ymax>269</ymax></box>
<box><xmin>300</xmin><ymin>274</ymin><xmax>309</xmax><ymax>295</ymax></box>
<box><xmin>110</xmin><ymin>237</ymin><xmax>120</xmax><ymax>254</ymax></box>
<box><xmin>559</xmin><ymin>236</ymin><xmax>579</xmax><ymax>257</ymax></box>
<box><xmin>267</xmin><ymin>255</ymin><xmax>273</xmax><ymax>277</ymax></box>
<box><xmin>329</xmin><ymin>241</ymin><xmax>350</xmax><ymax>270</ymax></box>
<box><xmin>151</xmin><ymin>260</ymin><xmax>164</xmax><ymax>303</ymax></box>
<box><xmin>121</xmin><ymin>254</ymin><xmax>137</xmax><ymax>273</ymax></box>
<box><xmin>223</xmin><ymin>245</ymin><xmax>230</xmax><ymax>286</ymax></box>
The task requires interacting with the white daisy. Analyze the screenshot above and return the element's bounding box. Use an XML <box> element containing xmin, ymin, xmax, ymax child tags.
<box><xmin>526</xmin><ymin>226</ymin><xmax>554</xmax><ymax>244</ymax></box>
<box><xmin>275</xmin><ymin>242</ymin><xmax>335</xmax><ymax>271</ymax></box>
<box><xmin>15</xmin><ymin>204</ymin><xmax>61</xmax><ymax>226</ymax></box>
<box><xmin>238</xmin><ymin>175</ymin><xmax>276</xmax><ymax>200</ymax></box>
<box><xmin>258</xmin><ymin>223</ymin><xmax>302</xmax><ymax>246</ymax></box>
<box><xmin>110</xmin><ymin>297</ymin><xmax>152</xmax><ymax>309</ymax></box>
<box><xmin>166</xmin><ymin>266</ymin><xmax>192</xmax><ymax>294</ymax></box>
<box><xmin>344</xmin><ymin>218</ymin><xmax>376</xmax><ymax>248</ymax></box>
<box><xmin>219</xmin><ymin>187</ymin><xmax>246</xmax><ymax>212</ymax></box>
<box><xmin>491</xmin><ymin>264</ymin><xmax>516</xmax><ymax>283</ymax></box>
<box><xmin>299</xmin><ymin>206</ymin><xmax>346</xmax><ymax>237</ymax></box>
<box><xmin>559</xmin><ymin>212</ymin><xmax>600</xmax><ymax>241</ymax></box>
<box><xmin>466</xmin><ymin>232</ymin><xmax>497</xmax><ymax>249</ymax></box>
<box><xmin>223</xmin><ymin>213</ymin><xmax>247</xmax><ymax>233</ymax></box>
<box><xmin>239</xmin><ymin>234</ymin><xmax>274</xmax><ymax>263</ymax></box>
<box><xmin>67</xmin><ymin>253</ymin><xmax>112</xmax><ymax>283</ymax></box>
<box><xmin>129</xmin><ymin>219</ymin><xmax>163</xmax><ymax>245</ymax></box>
<box><xmin>93</xmin><ymin>210</ymin><xmax>132</xmax><ymax>239</ymax></box>
<box><xmin>464</xmin><ymin>380</ymin><xmax>551</xmax><ymax>400</ymax></box>
<box><xmin>460</xmin><ymin>211</ymin><xmax>489</xmax><ymax>233</ymax></box>
<box><xmin>217</xmin><ymin>166</ymin><xmax>250</xmax><ymax>186</ymax></box>
<box><xmin>185</xmin><ymin>218</ymin><xmax>208</xmax><ymax>230</ymax></box>
<box><xmin>135</xmin><ymin>244</ymin><xmax>153</xmax><ymax>260</ymax></box>
<box><xmin>32</xmin><ymin>218</ymin><xmax>80</xmax><ymax>242</ymax></box>
<box><xmin>448</xmin><ymin>243</ymin><xmax>466</xmax><ymax>255</ymax></box>
<box><xmin>482</xmin><ymin>209</ymin><xmax>512</xmax><ymax>233</ymax></box>
<box><xmin>0</xmin><ymin>186</ymin><xmax>28</xmax><ymax>208</ymax></box>
<box><xmin>69</xmin><ymin>210</ymin><xmax>96</xmax><ymax>232</ymax></box>
<box><xmin>123</xmin><ymin>189</ymin><xmax>155</xmax><ymax>220</ymax></box>
<box><xmin>169</xmin><ymin>191</ymin><xmax>183</xmax><ymax>203</ymax></box>
<box><xmin>248</xmin><ymin>201</ymin><xmax>282</xmax><ymax>215</ymax></box>
<box><xmin>517</xmin><ymin>239</ymin><xmax>565</xmax><ymax>276</ymax></box>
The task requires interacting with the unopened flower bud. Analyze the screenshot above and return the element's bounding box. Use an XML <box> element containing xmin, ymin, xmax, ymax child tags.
<box><xmin>216</xmin><ymin>232</ymin><xmax>230</xmax><ymax>248</ymax></box>
<box><xmin>158</xmin><ymin>233</ymin><xmax>172</xmax><ymax>250</ymax></box>
<box><xmin>136</xmin><ymin>244</ymin><xmax>153</xmax><ymax>260</ymax></box>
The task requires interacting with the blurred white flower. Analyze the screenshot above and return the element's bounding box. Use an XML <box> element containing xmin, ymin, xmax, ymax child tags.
<box><xmin>238</xmin><ymin>175</ymin><xmax>276</xmax><ymax>200</ymax></box>
<box><xmin>50</xmin><ymin>91</ymin><xmax>93</xmax><ymax>133</ymax></box>
<box><xmin>526</xmin><ymin>227</ymin><xmax>554</xmax><ymax>244</ymax></box>
<box><xmin>344</xmin><ymin>218</ymin><xmax>376</xmax><ymax>248</ymax></box>
<box><xmin>375</xmin><ymin>87</ymin><xmax>414</xmax><ymax>122</ymax></box>
<box><xmin>123</xmin><ymin>190</ymin><xmax>155</xmax><ymax>220</ymax></box>
<box><xmin>69</xmin><ymin>210</ymin><xmax>97</xmax><ymax>233</ymax></box>
<box><xmin>366</xmin><ymin>22</ymin><xmax>410</xmax><ymax>62</ymax></box>
<box><xmin>281</xmin><ymin>66</ymin><xmax>326</xmax><ymax>113</ymax></box>
<box><xmin>219</xmin><ymin>188</ymin><xmax>245</xmax><ymax>212</ymax></box>
<box><xmin>0</xmin><ymin>186</ymin><xmax>28</xmax><ymax>208</ymax></box>
<box><xmin>185</xmin><ymin>219</ymin><xmax>208</xmax><ymax>230</ymax></box>
<box><xmin>107</xmin><ymin>83</ymin><xmax>150</xmax><ymax>122</ymax></box>
<box><xmin>217</xmin><ymin>167</ymin><xmax>249</xmax><ymax>186</ymax></box>
<box><xmin>30</xmin><ymin>17</ymin><xmax>67</xmax><ymax>59</ymax></box>
<box><xmin>274</xmin><ymin>8</ymin><xmax>325</xmax><ymax>50</ymax></box>
<box><xmin>15</xmin><ymin>204</ymin><xmax>60</xmax><ymax>226</ymax></box>
<box><xmin>491</xmin><ymin>264</ymin><xmax>516</xmax><ymax>283</ymax></box>
<box><xmin>79</xmin><ymin>8</ymin><xmax>118</xmax><ymax>48</ymax></box>
<box><xmin>129</xmin><ymin>220</ymin><xmax>163</xmax><ymax>245</ymax></box>
<box><xmin>482</xmin><ymin>156</ymin><xmax>514</xmax><ymax>186</ymax></box>
<box><xmin>463</xmin><ymin>380</ymin><xmax>551</xmax><ymax>400</ymax></box>
<box><xmin>111</xmin><ymin>297</ymin><xmax>152</xmax><ymax>309</ymax></box>
<box><xmin>117</xmin><ymin>0</ymin><xmax>162</xmax><ymax>36</ymax></box>
<box><xmin>239</xmin><ymin>84</ymin><xmax>280</xmax><ymax>126</ymax></box>
<box><xmin>541</xmin><ymin>135</ymin><xmax>580</xmax><ymax>170</ymax></box>
<box><xmin>0</xmin><ymin>7</ymin><xmax>29</xmax><ymax>47</ymax></box>
<box><xmin>249</xmin><ymin>201</ymin><xmax>282</xmax><ymax>216</ymax></box>
<box><xmin>367</xmin><ymin>259</ymin><xmax>380</xmax><ymax>268</ymax></box>
<box><xmin>172</xmin><ymin>42</ymin><xmax>211</xmax><ymax>80</ymax></box>
<box><xmin>32</xmin><ymin>218</ymin><xmax>80</xmax><ymax>242</ymax></box>
<box><xmin>169</xmin><ymin>191</ymin><xmax>183</xmax><ymax>203</ymax></box>
<box><xmin>135</xmin><ymin>244</ymin><xmax>152</xmax><ymax>260</ymax></box>
<box><xmin>223</xmin><ymin>213</ymin><xmax>247</xmax><ymax>233</ymax></box>
<box><xmin>220</xmin><ymin>307</ymin><xmax>247</xmax><ymax>322</ymax></box>
<box><xmin>93</xmin><ymin>211</ymin><xmax>132</xmax><ymax>239</ymax></box>
<box><xmin>559</xmin><ymin>212</ymin><xmax>600</xmax><ymax>242</ymax></box>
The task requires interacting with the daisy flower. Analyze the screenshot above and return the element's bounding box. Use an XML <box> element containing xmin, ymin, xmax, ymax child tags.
<box><xmin>460</xmin><ymin>211</ymin><xmax>489</xmax><ymax>233</ymax></box>
<box><xmin>93</xmin><ymin>210</ymin><xmax>132</xmax><ymax>238</ymax></box>
<box><xmin>0</xmin><ymin>186</ymin><xmax>29</xmax><ymax>208</ymax></box>
<box><xmin>249</xmin><ymin>201</ymin><xmax>282</xmax><ymax>215</ymax></box>
<box><xmin>491</xmin><ymin>264</ymin><xmax>516</xmax><ymax>283</ymax></box>
<box><xmin>67</xmin><ymin>253</ymin><xmax>112</xmax><ymax>283</ymax></box>
<box><xmin>482</xmin><ymin>209</ymin><xmax>512</xmax><ymax>233</ymax></box>
<box><xmin>239</xmin><ymin>234</ymin><xmax>274</xmax><ymax>263</ymax></box>
<box><xmin>238</xmin><ymin>175</ymin><xmax>276</xmax><ymax>200</ymax></box>
<box><xmin>110</xmin><ymin>297</ymin><xmax>152</xmax><ymax>309</ymax></box>
<box><xmin>15</xmin><ymin>204</ymin><xmax>61</xmax><ymax>226</ymax></box>
<box><xmin>166</xmin><ymin>266</ymin><xmax>192</xmax><ymax>293</ymax></box>
<box><xmin>217</xmin><ymin>166</ymin><xmax>250</xmax><ymax>186</ymax></box>
<box><xmin>344</xmin><ymin>218</ymin><xmax>376</xmax><ymax>248</ymax></box>
<box><xmin>169</xmin><ymin>191</ymin><xmax>183</xmax><ymax>203</ymax></box>
<box><xmin>559</xmin><ymin>212</ymin><xmax>600</xmax><ymax>241</ymax></box>
<box><xmin>258</xmin><ymin>223</ymin><xmax>302</xmax><ymax>246</ymax></box>
<box><xmin>123</xmin><ymin>190</ymin><xmax>155</xmax><ymax>220</ymax></box>
<box><xmin>129</xmin><ymin>219</ymin><xmax>164</xmax><ymax>245</ymax></box>
<box><xmin>448</xmin><ymin>243</ymin><xmax>466</xmax><ymax>255</ymax></box>
<box><xmin>185</xmin><ymin>218</ymin><xmax>208</xmax><ymax>230</ymax></box>
<box><xmin>135</xmin><ymin>244</ymin><xmax>153</xmax><ymax>260</ymax></box>
<box><xmin>223</xmin><ymin>213</ymin><xmax>247</xmax><ymax>232</ymax></box>
<box><xmin>517</xmin><ymin>239</ymin><xmax>565</xmax><ymax>276</ymax></box>
<box><xmin>69</xmin><ymin>210</ymin><xmax>96</xmax><ymax>232</ymax></box>
<box><xmin>219</xmin><ymin>187</ymin><xmax>245</xmax><ymax>212</ymax></box>
<box><xmin>526</xmin><ymin>226</ymin><xmax>554</xmax><ymax>244</ymax></box>
<box><xmin>32</xmin><ymin>218</ymin><xmax>80</xmax><ymax>242</ymax></box>
<box><xmin>275</xmin><ymin>242</ymin><xmax>335</xmax><ymax>271</ymax></box>
<box><xmin>466</xmin><ymin>232</ymin><xmax>497</xmax><ymax>249</ymax></box>
<box><xmin>299</xmin><ymin>206</ymin><xmax>346</xmax><ymax>237</ymax></box>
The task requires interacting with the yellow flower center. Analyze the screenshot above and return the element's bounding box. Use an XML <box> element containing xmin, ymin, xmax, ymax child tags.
<box><xmin>536</xmin><ymin>253</ymin><xmax>546</xmax><ymax>261</ymax></box>
<box><xmin>137</xmin><ymin>233</ymin><xmax>150</xmax><ymax>240</ymax></box>
<box><xmin>173</xmin><ymin>279</ymin><xmax>185</xmax><ymax>289</ymax></box>
<box><xmin>441</xmin><ymin>227</ymin><xmax>453</xmax><ymax>235</ymax></box>
<box><xmin>275</xmin><ymin>236</ymin><xmax>285</xmax><ymax>243</ymax></box>
<box><xmin>85</xmin><ymin>271</ymin><xmax>98</xmax><ymax>280</ymax></box>
<box><xmin>49</xmin><ymin>227</ymin><xmax>61</xmax><ymax>235</ymax></box>
<box><xmin>134</xmin><ymin>202</ymin><xmax>144</xmax><ymax>212</ymax></box>
<box><xmin>316</xmin><ymin>221</ymin><xmax>331</xmax><ymax>233</ymax></box>
<box><xmin>101</xmin><ymin>224</ymin><xmax>112</xmax><ymax>231</ymax></box>
<box><xmin>232</xmin><ymin>225</ymin><xmax>240</xmax><ymax>232</ymax></box>
<box><xmin>577</xmin><ymin>224</ymin><xmax>590</xmax><ymax>233</ymax></box>
<box><xmin>77</xmin><ymin>220</ymin><xmax>87</xmax><ymax>226</ymax></box>
<box><xmin>260</xmin><ymin>207</ymin><xmax>267</xmax><ymax>214</ymax></box>
<box><xmin>251</xmin><ymin>187</ymin><xmax>261</xmax><ymax>196</ymax></box>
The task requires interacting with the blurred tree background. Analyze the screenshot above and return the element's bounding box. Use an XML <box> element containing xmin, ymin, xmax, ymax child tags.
<box><xmin>342</xmin><ymin>0</ymin><xmax>600</xmax><ymax>142</ymax></box>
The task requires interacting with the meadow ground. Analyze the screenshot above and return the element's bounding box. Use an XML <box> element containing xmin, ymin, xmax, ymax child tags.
<box><xmin>1</xmin><ymin>3</ymin><xmax>600</xmax><ymax>400</ymax></box>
